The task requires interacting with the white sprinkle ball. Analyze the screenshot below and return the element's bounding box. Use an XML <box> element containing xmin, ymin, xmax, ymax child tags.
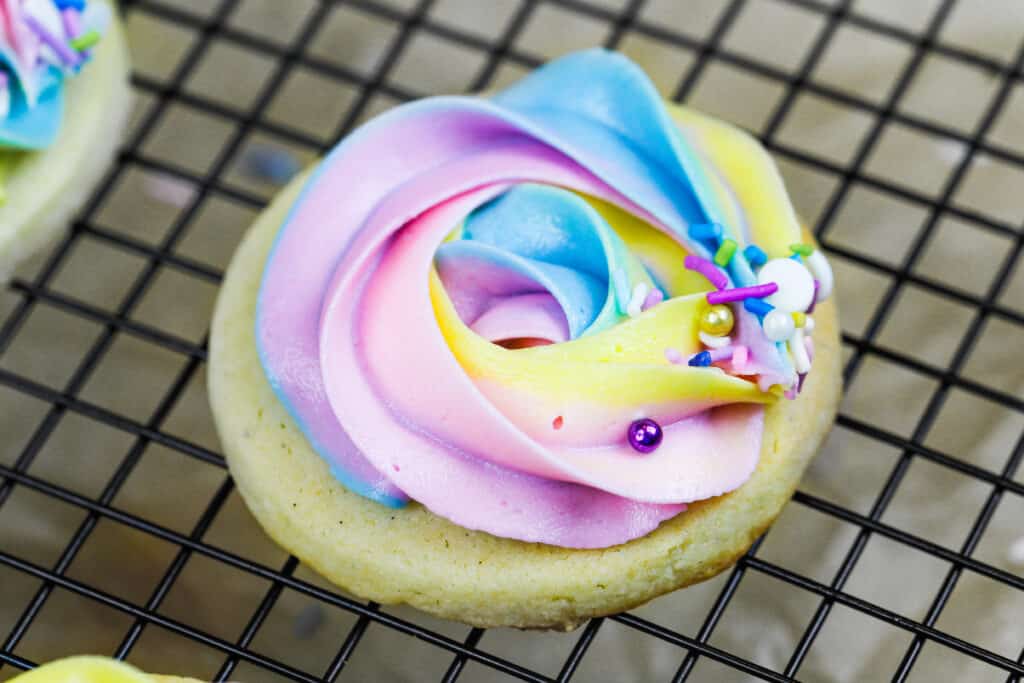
<box><xmin>758</xmin><ymin>258</ymin><xmax>815</xmax><ymax>313</ymax></box>
<box><xmin>763</xmin><ymin>309</ymin><xmax>795</xmax><ymax>342</ymax></box>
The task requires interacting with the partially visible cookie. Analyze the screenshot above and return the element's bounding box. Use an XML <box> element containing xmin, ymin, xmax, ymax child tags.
<box><xmin>0</xmin><ymin>0</ymin><xmax>132</xmax><ymax>282</ymax></box>
<box><xmin>8</xmin><ymin>656</ymin><xmax>204</xmax><ymax>683</ymax></box>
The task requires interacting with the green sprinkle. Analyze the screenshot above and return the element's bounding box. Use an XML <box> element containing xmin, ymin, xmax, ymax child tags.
<box><xmin>790</xmin><ymin>242</ymin><xmax>814</xmax><ymax>256</ymax></box>
<box><xmin>714</xmin><ymin>238</ymin><xmax>737</xmax><ymax>267</ymax></box>
<box><xmin>70</xmin><ymin>30</ymin><xmax>101</xmax><ymax>52</ymax></box>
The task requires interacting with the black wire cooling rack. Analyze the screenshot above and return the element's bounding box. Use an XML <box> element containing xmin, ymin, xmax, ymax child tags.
<box><xmin>1</xmin><ymin>0</ymin><xmax>1023</xmax><ymax>681</ymax></box>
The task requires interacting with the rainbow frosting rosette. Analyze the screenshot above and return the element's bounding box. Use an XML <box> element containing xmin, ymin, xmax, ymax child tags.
<box><xmin>256</xmin><ymin>49</ymin><xmax>835</xmax><ymax>549</ymax></box>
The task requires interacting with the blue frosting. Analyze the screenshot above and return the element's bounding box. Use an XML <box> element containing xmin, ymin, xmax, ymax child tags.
<box><xmin>0</xmin><ymin>66</ymin><xmax>63</xmax><ymax>149</ymax></box>
<box><xmin>436</xmin><ymin>184</ymin><xmax>648</xmax><ymax>338</ymax></box>
<box><xmin>492</xmin><ymin>51</ymin><xmax>727</xmax><ymax>234</ymax></box>
<box><xmin>489</xmin><ymin>51</ymin><xmax>754</xmax><ymax>282</ymax></box>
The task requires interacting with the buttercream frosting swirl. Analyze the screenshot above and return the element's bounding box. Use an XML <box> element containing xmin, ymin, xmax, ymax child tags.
<box><xmin>256</xmin><ymin>49</ymin><xmax>833</xmax><ymax>548</ymax></box>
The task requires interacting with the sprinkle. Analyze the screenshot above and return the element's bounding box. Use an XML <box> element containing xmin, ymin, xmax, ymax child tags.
<box><xmin>707</xmin><ymin>282</ymin><xmax>777</xmax><ymax>305</ymax></box>
<box><xmin>552</xmin><ymin>416</ymin><xmax>564</xmax><ymax>430</ymax></box>
<box><xmin>757</xmin><ymin>258</ymin><xmax>815</xmax><ymax>312</ymax></box>
<box><xmin>664</xmin><ymin>348</ymin><xmax>683</xmax><ymax>364</ymax></box>
<box><xmin>699</xmin><ymin>304</ymin><xmax>734</xmax><ymax>336</ymax></box>
<box><xmin>744</xmin><ymin>298</ymin><xmax>774</xmax><ymax>317</ymax></box>
<box><xmin>806</xmin><ymin>250</ymin><xmax>834</xmax><ymax>301</ymax></box>
<box><xmin>707</xmin><ymin>346</ymin><xmax>734</xmax><ymax>362</ymax></box>
<box><xmin>70</xmin><ymin>30</ymin><xmax>101</xmax><ymax>52</ymax></box>
<box><xmin>732</xmin><ymin>345</ymin><xmax>749</xmax><ymax>370</ymax></box>
<box><xmin>763</xmin><ymin>309</ymin><xmax>795</xmax><ymax>342</ymax></box>
<box><xmin>714</xmin><ymin>238</ymin><xmax>737</xmax><ymax>267</ymax></box>
<box><xmin>797</xmin><ymin>372</ymin><xmax>807</xmax><ymax>393</ymax></box>
<box><xmin>293</xmin><ymin>603</ymin><xmax>325</xmax><ymax>639</ymax></box>
<box><xmin>688</xmin><ymin>222</ymin><xmax>722</xmax><ymax>242</ymax></box>
<box><xmin>683</xmin><ymin>255</ymin><xmax>728</xmax><ymax>290</ymax></box>
<box><xmin>55</xmin><ymin>0</ymin><xmax>87</xmax><ymax>9</ymax></box>
<box><xmin>241</xmin><ymin>144</ymin><xmax>301</xmax><ymax>185</ymax></box>
<box><xmin>790</xmin><ymin>243</ymin><xmax>814</xmax><ymax>257</ymax></box>
<box><xmin>626</xmin><ymin>282</ymin><xmax>649</xmax><ymax>318</ymax></box>
<box><xmin>24</xmin><ymin>15</ymin><xmax>81</xmax><ymax>67</ymax></box>
<box><xmin>699</xmin><ymin>330</ymin><xmax>731</xmax><ymax>349</ymax></box>
<box><xmin>789</xmin><ymin>328</ymin><xmax>811</xmax><ymax>373</ymax></box>
<box><xmin>61</xmin><ymin>8</ymin><xmax>82</xmax><ymax>41</ymax></box>
<box><xmin>792</xmin><ymin>311</ymin><xmax>806</xmax><ymax>328</ymax></box>
<box><xmin>743</xmin><ymin>245</ymin><xmax>767</xmax><ymax>268</ymax></box>
<box><xmin>142</xmin><ymin>173</ymin><xmax>194</xmax><ymax>208</ymax></box>
<box><xmin>627</xmin><ymin>418</ymin><xmax>663</xmax><ymax>454</ymax></box>
<box><xmin>1008</xmin><ymin>536</ymin><xmax>1024</xmax><ymax>567</ymax></box>
<box><xmin>806</xmin><ymin>279</ymin><xmax>820</xmax><ymax>314</ymax></box>
<box><xmin>768</xmin><ymin>384</ymin><xmax>786</xmax><ymax>398</ymax></box>
<box><xmin>688</xmin><ymin>350</ymin><xmax>712</xmax><ymax>367</ymax></box>
<box><xmin>804</xmin><ymin>315</ymin><xmax>816</xmax><ymax>332</ymax></box>
<box><xmin>784</xmin><ymin>385</ymin><xmax>798</xmax><ymax>400</ymax></box>
<box><xmin>642</xmin><ymin>287</ymin><xmax>664</xmax><ymax>311</ymax></box>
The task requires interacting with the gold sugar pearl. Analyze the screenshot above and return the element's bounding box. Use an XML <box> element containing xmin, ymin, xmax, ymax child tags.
<box><xmin>699</xmin><ymin>304</ymin><xmax>734</xmax><ymax>337</ymax></box>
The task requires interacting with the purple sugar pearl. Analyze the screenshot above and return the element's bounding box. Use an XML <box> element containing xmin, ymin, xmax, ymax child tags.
<box><xmin>627</xmin><ymin>418</ymin><xmax>663</xmax><ymax>454</ymax></box>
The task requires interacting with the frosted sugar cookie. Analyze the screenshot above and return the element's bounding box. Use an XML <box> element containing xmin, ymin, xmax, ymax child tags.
<box><xmin>210</xmin><ymin>49</ymin><xmax>841</xmax><ymax>629</ymax></box>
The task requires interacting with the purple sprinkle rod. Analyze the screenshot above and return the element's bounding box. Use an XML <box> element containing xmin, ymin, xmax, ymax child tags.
<box><xmin>641</xmin><ymin>287</ymin><xmax>664</xmax><ymax>311</ymax></box>
<box><xmin>683</xmin><ymin>255</ymin><xmax>728</xmax><ymax>290</ymax></box>
<box><xmin>62</xmin><ymin>8</ymin><xmax>82</xmax><ymax>39</ymax></box>
<box><xmin>706</xmin><ymin>282</ymin><xmax>778</xmax><ymax>305</ymax></box>
<box><xmin>24</xmin><ymin>15</ymin><xmax>81</xmax><ymax>67</ymax></box>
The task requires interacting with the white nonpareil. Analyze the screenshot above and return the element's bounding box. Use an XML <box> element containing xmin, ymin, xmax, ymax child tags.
<box><xmin>757</xmin><ymin>257</ymin><xmax>816</xmax><ymax>313</ymax></box>
<box><xmin>806</xmin><ymin>248</ymin><xmax>834</xmax><ymax>301</ymax></box>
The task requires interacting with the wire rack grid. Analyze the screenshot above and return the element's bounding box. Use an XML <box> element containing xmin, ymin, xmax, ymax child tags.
<box><xmin>0</xmin><ymin>0</ymin><xmax>1023</xmax><ymax>681</ymax></box>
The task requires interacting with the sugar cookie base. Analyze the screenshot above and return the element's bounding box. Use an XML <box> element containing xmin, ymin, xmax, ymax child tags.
<box><xmin>209</xmin><ymin>170</ymin><xmax>842</xmax><ymax>630</ymax></box>
<box><xmin>0</xmin><ymin>4</ymin><xmax>132</xmax><ymax>283</ymax></box>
